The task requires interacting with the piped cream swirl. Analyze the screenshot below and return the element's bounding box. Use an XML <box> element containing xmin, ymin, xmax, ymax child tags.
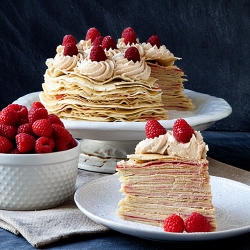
<box><xmin>135</xmin><ymin>131</ymin><xmax>208</xmax><ymax>160</ymax></box>
<box><xmin>75</xmin><ymin>58</ymin><xmax>115</xmax><ymax>81</ymax></box>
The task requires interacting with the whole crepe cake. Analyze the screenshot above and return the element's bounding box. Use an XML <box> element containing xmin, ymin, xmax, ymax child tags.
<box><xmin>116</xmin><ymin>119</ymin><xmax>217</xmax><ymax>233</ymax></box>
<box><xmin>40</xmin><ymin>27</ymin><xmax>194</xmax><ymax>122</ymax></box>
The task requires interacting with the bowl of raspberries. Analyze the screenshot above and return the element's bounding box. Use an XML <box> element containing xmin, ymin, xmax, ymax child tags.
<box><xmin>0</xmin><ymin>102</ymin><xmax>81</xmax><ymax>210</ymax></box>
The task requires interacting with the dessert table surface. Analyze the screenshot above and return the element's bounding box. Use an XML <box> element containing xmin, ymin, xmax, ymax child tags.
<box><xmin>0</xmin><ymin>131</ymin><xmax>250</xmax><ymax>250</ymax></box>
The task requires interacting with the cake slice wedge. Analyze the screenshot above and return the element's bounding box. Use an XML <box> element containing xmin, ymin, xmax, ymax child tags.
<box><xmin>116</xmin><ymin>119</ymin><xmax>217</xmax><ymax>232</ymax></box>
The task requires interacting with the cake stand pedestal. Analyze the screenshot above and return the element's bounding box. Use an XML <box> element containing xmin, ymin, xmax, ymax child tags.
<box><xmin>78</xmin><ymin>139</ymin><xmax>139</xmax><ymax>173</ymax></box>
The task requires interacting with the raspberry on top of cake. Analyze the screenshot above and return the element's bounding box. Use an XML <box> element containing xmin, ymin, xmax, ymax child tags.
<box><xmin>116</xmin><ymin>118</ymin><xmax>217</xmax><ymax>233</ymax></box>
<box><xmin>40</xmin><ymin>27</ymin><xmax>194</xmax><ymax>122</ymax></box>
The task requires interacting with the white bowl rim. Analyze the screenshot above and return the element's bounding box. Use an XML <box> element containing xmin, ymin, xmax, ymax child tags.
<box><xmin>0</xmin><ymin>139</ymin><xmax>81</xmax><ymax>166</ymax></box>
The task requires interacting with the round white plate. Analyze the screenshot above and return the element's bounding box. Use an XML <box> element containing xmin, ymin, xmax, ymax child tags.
<box><xmin>13</xmin><ymin>90</ymin><xmax>232</xmax><ymax>140</ymax></box>
<box><xmin>74</xmin><ymin>174</ymin><xmax>250</xmax><ymax>241</ymax></box>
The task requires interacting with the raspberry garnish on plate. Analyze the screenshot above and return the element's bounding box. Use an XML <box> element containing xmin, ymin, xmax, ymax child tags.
<box><xmin>145</xmin><ymin>119</ymin><xmax>167</xmax><ymax>139</ymax></box>
<box><xmin>121</xmin><ymin>27</ymin><xmax>137</xmax><ymax>45</ymax></box>
<box><xmin>90</xmin><ymin>45</ymin><xmax>107</xmax><ymax>62</ymax></box>
<box><xmin>163</xmin><ymin>214</ymin><xmax>185</xmax><ymax>233</ymax></box>
<box><xmin>173</xmin><ymin>118</ymin><xmax>195</xmax><ymax>143</ymax></box>
<box><xmin>124</xmin><ymin>47</ymin><xmax>140</xmax><ymax>62</ymax></box>
<box><xmin>146</xmin><ymin>35</ymin><xmax>161</xmax><ymax>48</ymax></box>
<box><xmin>184</xmin><ymin>212</ymin><xmax>211</xmax><ymax>233</ymax></box>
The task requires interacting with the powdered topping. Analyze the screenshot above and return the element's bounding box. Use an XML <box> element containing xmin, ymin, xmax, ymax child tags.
<box><xmin>135</xmin><ymin>130</ymin><xmax>208</xmax><ymax>160</ymax></box>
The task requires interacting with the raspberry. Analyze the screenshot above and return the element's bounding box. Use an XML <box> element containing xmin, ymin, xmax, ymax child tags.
<box><xmin>184</xmin><ymin>212</ymin><xmax>211</xmax><ymax>233</ymax></box>
<box><xmin>145</xmin><ymin>120</ymin><xmax>167</xmax><ymax>139</ymax></box>
<box><xmin>54</xmin><ymin>139</ymin><xmax>68</xmax><ymax>152</ymax></box>
<box><xmin>31</xmin><ymin>102</ymin><xmax>45</xmax><ymax>110</ymax></box>
<box><xmin>48</xmin><ymin>114</ymin><xmax>64</xmax><ymax>127</ymax></box>
<box><xmin>68</xmin><ymin>137</ymin><xmax>77</xmax><ymax>149</ymax></box>
<box><xmin>17</xmin><ymin>123</ymin><xmax>34</xmax><ymax>136</ymax></box>
<box><xmin>0</xmin><ymin>136</ymin><xmax>13</xmax><ymax>153</ymax></box>
<box><xmin>121</xmin><ymin>27</ymin><xmax>137</xmax><ymax>45</ymax></box>
<box><xmin>124</xmin><ymin>47</ymin><xmax>140</xmax><ymax>62</ymax></box>
<box><xmin>28</xmin><ymin>107</ymin><xmax>48</xmax><ymax>124</ymax></box>
<box><xmin>89</xmin><ymin>45</ymin><xmax>107</xmax><ymax>62</ymax></box>
<box><xmin>15</xmin><ymin>133</ymin><xmax>36</xmax><ymax>153</ymax></box>
<box><xmin>85</xmin><ymin>27</ymin><xmax>101</xmax><ymax>42</ymax></box>
<box><xmin>102</xmin><ymin>35</ymin><xmax>117</xmax><ymax>50</ymax></box>
<box><xmin>0</xmin><ymin>124</ymin><xmax>17</xmax><ymax>140</ymax></box>
<box><xmin>52</xmin><ymin>123</ymin><xmax>72</xmax><ymax>144</ymax></box>
<box><xmin>62</xmin><ymin>34</ymin><xmax>77</xmax><ymax>46</ymax></box>
<box><xmin>0</xmin><ymin>106</ymin><xmax>19</xmax><ymax>126</ymax></box>
<box><xmin>11</xmin><ymin>148</ymin><xmax>21</xmax><ymax>154</ymax></box>
<box><xmin>63</xmin><ymin>43</ymin><xmax>78</xmax><ymax>56</ymax></box>
<box><xmin>35</xmin><ymin>137</ymin><xmax>55</xmax><ymax>153</ymax></box>
<box><xmin>146</xmin><ymin>35</ymin><xmax>161</xmax><ymax>48</ymax></box>
<box><xmin>7</xmin><ymin>104</ymin><xmax>28</xmax><ymax>121</ymax></box>
<box><xmin>163</xmin><ymin>214</ymin><xmax>185</xmax><ymax>233</ymax></box>
<box><xmin>173</xmin><ymin>118</ymin><xmax>195</xmax><ymax>143</ymax></box>
<box><xmin>93</xmin><ymin>35</ymin><xmax>103</xmax><ymax>46</ymax></box>
<box><xmin>32</xmin><ymin>119</ymin><xmax>53</xmax><ymax>137</ymax></box>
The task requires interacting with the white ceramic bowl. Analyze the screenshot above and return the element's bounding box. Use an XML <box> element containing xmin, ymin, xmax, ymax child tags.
<box><xmin>0</xmin><ymin>140</ymin><xmax>81</xmax><ymax>211</ymax></box>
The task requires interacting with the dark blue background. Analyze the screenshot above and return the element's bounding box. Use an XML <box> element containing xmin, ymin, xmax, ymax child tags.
<box><xmin>0</xmin><ymin>0</ymin><xmax>249</xmax><ymax>131</ymax></box>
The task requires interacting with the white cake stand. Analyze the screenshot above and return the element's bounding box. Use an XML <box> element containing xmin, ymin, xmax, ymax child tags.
<box><xmin>13</xmin><ymin>89</ymin><xmax>232</xmax><ymax>173</ymax></box>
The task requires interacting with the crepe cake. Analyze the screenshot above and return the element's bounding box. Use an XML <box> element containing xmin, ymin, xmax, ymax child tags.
<box><xmin>40</xmin><ymin>27</ymin><xmax>193</xmax><ymax>122</ymax></box>
<box><xmin>116</xmin><ymin>119</ymin><xmax>217</xmax><ymax>232</ymax></box>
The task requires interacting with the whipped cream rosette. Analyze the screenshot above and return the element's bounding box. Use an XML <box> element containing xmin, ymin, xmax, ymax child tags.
<box><xmin>40</xmin><ymin>27</ymin><xmax>194</xmax><ymax>122</ymax></box>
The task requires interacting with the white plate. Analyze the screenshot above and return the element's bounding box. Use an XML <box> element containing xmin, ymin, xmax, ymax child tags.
<box><xmin>74</xmin><ymin>174</ymin><xmax>250</xmax><ymax>241</ymax></box>
<box><xmin>13</xmin><ymin>90</ymin><xmax>232</xmax><ymax>140</ymax></box>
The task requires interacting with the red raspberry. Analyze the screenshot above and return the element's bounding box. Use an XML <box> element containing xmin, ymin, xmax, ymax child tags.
<box><xmin>173</xmin><ymin>118</ymin><xmax>195</xmax><ymax>143</ymax></box>
<box><xmin>17</xmin><ymin>123</ymin><xmax>34</xmax><ymax>136</ymax></box>
<box><xmin>145</xmin><ymin>120</ymin><xmax>166</xmax><ymax>139</ymax></box>
<box><xmin>68</xmin><ymin>137</ymin><xmax>77</xmax><ymax>149</ymax></box>
<box><xmin>121</xmin><ymin>27</ymin><xmax>137</xmax><ymax>45</ymax></box>
<box><xmin>89</xmin><ymin>45</ymin><xmax>107</xmax><ymax>62</ymax></box>
<box><xmin>32</xmin><ymin>119</ymin><xmax>53</xmax><ymax>137</ymax></box>
<box><xmin>62</xmin><ymin>34</ymin><xmax>77</xmax><ymax>46</ymax></box>
<box><xmin>52</xmin><ymin>124</ymin><xmax>72</xmax><ymax>144</ymax></box>
<box><xmin>0</xmin><ymin>136</ymin><xmax>13</xmax><ymax>153</ymax></box>
<box><xmin>11</xmin><ymin>148</ymin><xmax>21</xmax><ymax>154</ymax></box>
<box><xmin>28</xmin><ymin>107</ymin><xmax>48</xmax><ymax>124</ymax></box>
<box><xmin>0</xmin><ymin>123</ymin><xmax>17</xmax><ymax>140</ymax></box>
<box><xmin>163</xmin><ymin>214</ymin><xmax>185</xmax><ymax>233</ymax></box>
<box><xmin>31</xmin><ymin>102</ymin><xmax>45</xmax><ymax>110</ymax></box>
<box><xmin>0</xmin><ymin>106</ymin><xmax>19</xmax><ymax>126</ymax></box>
<box><xmin>15</xmin><ymin>133</ymin><xmax>36</xmax><ymax>153</ymax></box>
<box><xmin>35</xmin><ymin>137</ymin><xmax>55</xmax><ymax>153</ymax></box>
<box><xmin>184</xmin><ymin>212</ymin><xmax>211</xmax><ymax>233</ymax></box>
<box><xmin>54</xmin><ymin>139</ymin><xmax>69</xmax><ymax>152</ymax></box>
<box><xmin>7</xmin><ymin>104</ymin><xmax>28</xmax><ymax>121</ymax></box>
<box><xmin>93</xmin><ymin>35</ymin><xmax>103</xmax><ymax>46</ymax></box>
<box><xmin>146</xmin><ymin>35</ymin><xmax>161</xmax><ymax>48</ymax></box>
<box><xmin>85</xmin><ymin>27</ymin><xmax>101</xmax><ymax>42</ymax></box>
<box><xmin>102</xmin><ymin>35</ymin><xmax>117</xmax><ymax>50</ymax></box>
<box><xmin>48</xmin><ymin>114</ymin><xmax>64</xmax><ymax>127</ymax></box>
<box><xmin>124</xmin><ymin>47</ymin><xmax>140</xmax><ymax>62</ymax></box>
<box><xmin>63</xmin><ymin>43</ymin><xmax>78</xmax><ymax>56</ymax></box>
